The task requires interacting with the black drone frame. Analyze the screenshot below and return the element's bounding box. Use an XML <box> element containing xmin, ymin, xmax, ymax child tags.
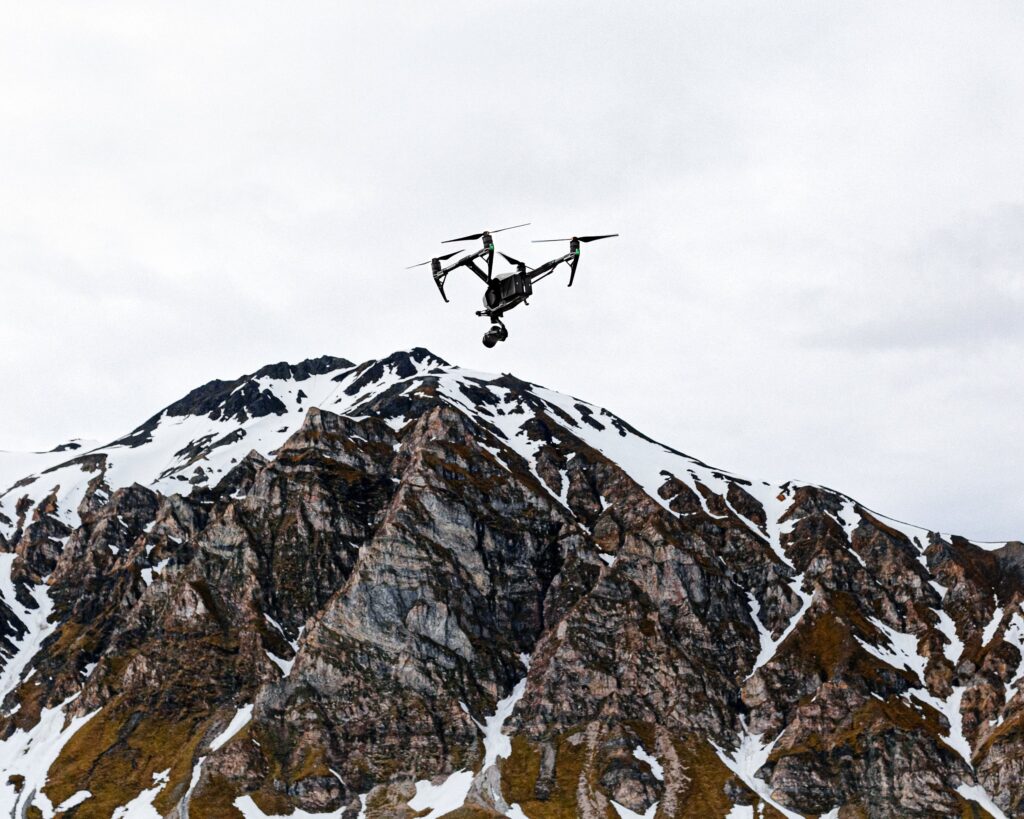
<box><xmin>407</xmin><ymin>225</ymin><xmax>617</xmax><ymax>346</ymax></box>
<box><xmin>405</xmin><ymin>223</ymin><xmax>530</xmax><ymax>302</ymax></box>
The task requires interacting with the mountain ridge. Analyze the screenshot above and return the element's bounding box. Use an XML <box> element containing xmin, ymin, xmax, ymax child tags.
<box><xmin>1</xmin><ymin>347</ymin><xmax>1010</xmax><ymax>551</ymax></box>
<box><xmin>0</xmin><ymin>348</ymin><xmax>1022</xmax><ymax>818</ymax></box>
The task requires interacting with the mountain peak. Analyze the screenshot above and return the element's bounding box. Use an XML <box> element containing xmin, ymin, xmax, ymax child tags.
<box><xmin>0</xmin><ymin>349</ymin><xmax>1021</xmax><ymax>817</ymax></box>
<box><xmin>162</xmin><ymin>353</ymin><xmax>357</xmax><ymax>424</ymax></box>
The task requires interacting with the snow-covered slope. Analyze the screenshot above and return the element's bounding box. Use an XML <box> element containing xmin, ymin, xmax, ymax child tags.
<box><xmin>1</xmin><ymin>348</ymin><xmax>1023</xmax><ymax>818</ymax></box>
<box><xmin>2</xmin><ymin>348</ymin><xmax>1005</xmax><ymax>553</ymax></box>
<box><xmin>0</xmin><ymin>352</ymin><xmax>441</xmax><ymax>540</ymax></box>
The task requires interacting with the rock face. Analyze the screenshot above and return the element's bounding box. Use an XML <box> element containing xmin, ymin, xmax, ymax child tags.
<box><xmin>0</xmin><ymin>348</ymin><xmax>1022</xmax><ymax>819</ymax></box>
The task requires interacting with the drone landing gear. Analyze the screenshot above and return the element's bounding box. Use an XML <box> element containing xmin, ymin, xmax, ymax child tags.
<box><xmin>482</xmin><ymin>319</ymin><xmax>508</xmax><ymax>348</ymax></box>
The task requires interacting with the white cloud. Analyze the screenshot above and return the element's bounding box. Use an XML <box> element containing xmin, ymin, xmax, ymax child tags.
<box><xmin>0</xmin><ymin>2</ymin><xmax>1022</xmax><ymax>539</ymax></box>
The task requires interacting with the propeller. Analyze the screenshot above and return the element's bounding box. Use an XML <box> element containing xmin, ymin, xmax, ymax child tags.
<box><xmin>532</xmin><ymin>234</ymin><xmax>619</xmax><ymax>243</ymax></box>
<box><xmin>405</xmin><ymin>250</ymin><xmax>462</xmax><ymax>269</ymax></box>
<box><xmin>499</xmin><ymin>252</ymin><xmax>532</xmax><ymax>270</ymax></box>
<box><xmin>442</xmin><ymin>223</ymin><xmax>530</xmax><ymax>243</ymax></box>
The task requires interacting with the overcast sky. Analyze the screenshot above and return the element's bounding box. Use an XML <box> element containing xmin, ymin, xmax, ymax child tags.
<box><xmin>1</xmin><ymin>2</ymin><xmax>1022</xmax><ymax>539</ymax></box>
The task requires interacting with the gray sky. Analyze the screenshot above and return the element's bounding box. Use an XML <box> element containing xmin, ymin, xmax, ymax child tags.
<box><xmin>1</xmin><ymin>1</ymin><xmax>1022</xmax><ymax>539</ymax></box>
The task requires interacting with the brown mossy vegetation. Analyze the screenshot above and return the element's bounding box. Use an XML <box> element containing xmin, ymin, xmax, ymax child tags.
<box><xmin>225</xmin><ymin>723</ymin><xmax>339</xmax><ymax>816</ymax></box>
<box><xmin>499</xmin><ymin>732</ymin><xmax>587</xmax><ymax>818</ymax></box>
<box><xmin>500</xmin><ymin>729</ymin><xmax>747</xmax><ymax>819</ymax></box>
<box><xmin>832</xmin><ymin>805</ymin><xmax>870</xmax><ymax>819</ymax></box>
<box><xmin>771</xmin><ymin>694</ymin><xmax>943</xmax><ymax>762</ymax></box>
<box><xmin>187</xmin><ymin>770</ymin><xmax>248</xmax><ymax>819</ymax></box>
<box><xmin>771</xmin><ymin>592</ymin><xmax>920</xmax><ymax>694</ymax></box>
<box><xmin>420</xmin><ymin>447</ymin><xmax>518</xmax><ymax>502</ymax></box>
<box><xmin>668</xmin><ymin>734</ymin><xmax>738</xmax><ymax>818</ymax></box>
<box><xmin>43</xmin><ymin>699</ymin><xmax>210</xmax><ymax>819</ymax></box>
<box><xmin>444</xmin><ymin>807</ymin><xmax>505</xmax><ymax>818</ymax></box>
<box><xmin>41</xmin><ymin>615</ymin><xmax>244</xmax><ymax>818</ymax></box>
<box><xmin>9</xmin><ymin>674</ymin><xmax>49</xmax><ymax>732</ymax></box>
<box><xmin>44</xmin><ymin>617</ymin><xmax>100</xmax><ymax>663</ymax></box>
<box><xmin>975</xmin><ymin>706</ymin><xmax>1024</xmax><ymax>757</ymax></box>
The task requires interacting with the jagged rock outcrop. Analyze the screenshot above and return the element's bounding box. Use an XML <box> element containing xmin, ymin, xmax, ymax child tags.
<box><xmin>0</xmin><ymin>349</ymin><xmax>1021</xmax><ymax>818</ymax></box>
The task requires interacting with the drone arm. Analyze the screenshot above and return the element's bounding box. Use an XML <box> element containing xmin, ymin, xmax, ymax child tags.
<box><xmin>527</xmin><ymin>258</ymin><xmax>560</xmax><ymax>283</ymax></box>
<box><xmin>528</xmin><ymin>254</ymin><xmax>574</xmax><ymax>285</ymax></box>
<box><xmin>463</xmin><ymin>258</ymin><xmax>490</xmax><ymax>284</ymax></box>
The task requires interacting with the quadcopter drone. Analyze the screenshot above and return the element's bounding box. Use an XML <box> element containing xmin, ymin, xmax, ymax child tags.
<box><xmin>407</xmin><ymin>223</ymin><xmax>617</xmax><ymax>347</ymax></box>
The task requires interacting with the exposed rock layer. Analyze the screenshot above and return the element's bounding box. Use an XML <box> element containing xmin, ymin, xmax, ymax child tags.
<box><xmin>0</xmin><ymin>349</ymin><xmax>1021</xmax><ymax>818</ymax></box>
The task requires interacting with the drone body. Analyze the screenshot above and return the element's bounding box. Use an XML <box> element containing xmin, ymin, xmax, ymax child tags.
<box><xmin>407</xmin><ymin>225</ymin><xmax>617</xmax><ymax>347</ymax></box>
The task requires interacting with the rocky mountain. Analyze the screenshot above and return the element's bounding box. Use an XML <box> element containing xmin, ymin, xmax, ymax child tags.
<box><xmin>1</xmin><ymin>347</ymin><xmax>1022</xmax><ymax>819</ymax></box>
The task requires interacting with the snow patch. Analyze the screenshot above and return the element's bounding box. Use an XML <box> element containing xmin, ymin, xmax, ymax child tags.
<box><xmin>264</xmin><ymin>613</ymin><xmax>287</xmax><ymax>637</ymax></box>
<box><xmin>907</xmin><ymin>686</ymin><xmax>971</xmax><ymax>766</ymax></box>
<box><xmin>632</xmin><ymin>745</ymin><xmax>664</xmax><ymax>781</ymax></box>
<box><xmin>712</xmin><ymin>722</ymin><xmax>803</xmax><ymax>819</ymax></box>
<box><xmin>477</xmin><ymin>677</ymin><xmax>528</xmax><ymax>771</ymax></box>
<box><xmin>265</xmin><ymin>650</ymin><xmax>295</xmax><ymax>677</ymax></box>
<box><xmin>829</xmin><ymin>497</ymin><xmax>867</xmax><ymax>566</ymax></box>
<box><xmin>0</xmin><ymin>362</ymin><xmax>361</xmax><ymax>539</ymax></box>
<box><xmin>856</xmin><ymin>617</ymin><xmax>927</xmax><ymax>684</ymax></box>
<box><xmin>140</xmin><ymin>558</ymin><xmax>170</xmax><ymax>588</ymax></box>
<box><xmin>0</xmin><ymin>696</ymin><xmax>97</xmax><ymax>818</ymax></box>
<box><xmin>747</xmin><ymin>575</ymin><xmax>814</xmax><ymax>678</ymax></box>
<box><xmin>982</xmin><ymin>603</ymin><xmax>1004</xmax><ymax>647</ymax></box>
<box><xmin>0</xmin><ymin>554</ymin><xmax>58</xmax><ymax>702</ymax></box>
<box><xmin>111</xmin><ymin>768</ymin><xmax>170</xmax><ymax>819</ymax></box>
<box><xmin>610</xmin><ymin>800</ymin><xmax>658</xmax><ymax>819</ymax></box>
<box><xmin>1003</xmin><ymin>613</ymin><xmax>1024</xmax><ymax>695</ymax></box>
<box><xmin>407</xmin><ymin>769</ymin><xmax>474</xmax><ymax>819</ymax></box>
<box><xmin>234</xmin><ymin>794</ymin><xmax>347</xmax><ymax>818</ymax></box>
<box><xmin>55</xmin><ymin>790</ymin><xmax>93</xmax><ymax>812</ymax></box>
<box><xmin>0</xmin><ymin>698</ymin><xmax>99</xmax><ymax>819</ymax></box>
<box><xmin>181</xmin><ymin>755</ymin><xmax>207</xmax><ymax>817</ymax></box>
<box><xmin>209</xmin><ymin>704</ymin><xmax>253</xmax><ymax>752</ymax></box>
<box><xmin>929</xmin><ymin>578</ymin><xmax>949</xmax><ymax>599</ymax></box>
<box><xmin>739</xmin><ymin>482</ymin><xmax>796</xmax><ymax>570</ymax></box>
<box><xmin>956</xmin><ymin>783</ymin><xmax>1009</xmax><ymax>819</ymax></box>
<box><xmin>933</xmin><ymin>609</ymin><xmax>964</xmax><ymax>664</ymax></box>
